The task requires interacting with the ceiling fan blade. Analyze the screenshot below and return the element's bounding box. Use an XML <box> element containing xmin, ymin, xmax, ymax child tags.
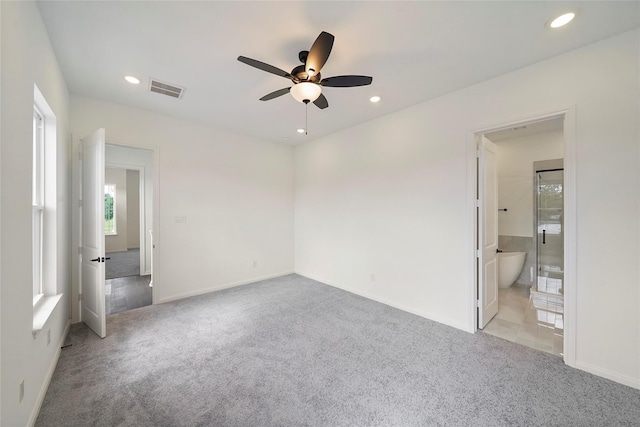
<box><xmin>305</xmin><ymin>31</ymin><xmax>334</xmax><ymax>77</ymax></box>
<box><xmin>320</xmin><ymin>75</ymin><xmax>373</xmax><ymax>87</ymax></box>
<box><xmin>238</xmin><ymin>56</ymin><xmax>294</xmax><ymax>80</ymax></box>
<box><xmin>259</xmin><ymin>87</ymin><xmax>291</xmax><ymax>101</ymax></box>
<box><xmin>313</xmin><ymin>93</ymin><xmax>329</xmax><ymax>109</ymax></box>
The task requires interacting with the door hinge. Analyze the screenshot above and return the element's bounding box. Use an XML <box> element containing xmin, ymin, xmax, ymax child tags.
<box><xmin>475</xmin><ymin>199</ymin><xmax>480</xmax><ymax>207</ymax></box>
<box><xmin>77</xmin><ymin>247</ymin><xmax>82</xmax><ymax>255</ymax></box>
<box><xmin>476</xmin><ymin>299</ymin><xmax>480</xmax><ymax>307</ymax></box>
<box><xmin>78</xmin><ymin>199</ymin><xmax>83</xmax><ymax>208</ymax></box>
<box><xmin>78</xmin><ymin>293</ymin><xmax>83</xmax><ymax>302</ymax></box>
<box><xmin>477</xmin><ymin>149</ymin><xmax>481</xmax><ymax>158</ymax></box>
<box><xmin>476</xmin><ymin>249</ymin><xmax>480</xmax><ymax>258</ymax></box>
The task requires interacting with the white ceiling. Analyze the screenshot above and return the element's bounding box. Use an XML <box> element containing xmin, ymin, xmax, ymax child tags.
<box><xmin>37</xmin><ymin>1</ymin><xmax>639</xmax><ymax>145</ymax></box>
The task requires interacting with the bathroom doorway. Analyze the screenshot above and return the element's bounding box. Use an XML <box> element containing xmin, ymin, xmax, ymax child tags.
<box><xmin>474</xmin><ymin>112</ymin><xmax>574</xmax><ymax>361</ymax></box>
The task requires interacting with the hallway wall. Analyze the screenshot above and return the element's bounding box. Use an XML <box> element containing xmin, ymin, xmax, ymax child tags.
<box><xmin>105</xmin><ymin>167</ymin><xmax>128</xmax><ymax>253</ymax></box>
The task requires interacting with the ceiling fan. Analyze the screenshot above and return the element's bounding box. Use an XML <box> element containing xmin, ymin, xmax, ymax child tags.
<box><xmin>237</xmin><ymin>31</ymin><xmax>373</xmax><ymax>110</ymax></box>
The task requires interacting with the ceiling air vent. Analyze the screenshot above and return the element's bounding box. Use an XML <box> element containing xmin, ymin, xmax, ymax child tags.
<box><xmin>149</xmin><ymin>79</ymin><xmax>185</xmax><ymax>99</ymax></box>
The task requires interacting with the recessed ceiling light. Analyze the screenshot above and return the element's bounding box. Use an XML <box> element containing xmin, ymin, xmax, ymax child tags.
<box><xmin>124</xmin><ymin>75</ymin><xmax>140</xmax><ymax>84</ymax></box>
<box><xmin>549</xmin><ymin>12</ymin><xmax>575</xmax><ymax>28</ymax></box>
<box><xmin>370</xmin><ymin>96</ymin><xmax>381</xmax><ymax>103</ymax></box>
<box><xmin>297</xmin><ymin>128</ymin><xmax>305</xmax><ymax>134</ymax></box>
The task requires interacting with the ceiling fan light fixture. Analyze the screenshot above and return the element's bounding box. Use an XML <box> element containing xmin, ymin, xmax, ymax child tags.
<box><xmin>290</xmin><ymin>82</ymin><xmax>322</xmax><ymax>103</ymax></box>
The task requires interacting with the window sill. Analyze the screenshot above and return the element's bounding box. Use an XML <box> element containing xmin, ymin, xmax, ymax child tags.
<box><xmin>33</xmin><ymin>294</ymin><xmax>63</xmax><ymax>338</ymax></box>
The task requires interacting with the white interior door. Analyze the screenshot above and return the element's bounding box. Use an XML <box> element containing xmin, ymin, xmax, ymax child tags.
<box><xmin>478</xmin><ymin>136</ymin><xmax>499</xmax><ymax>328</ymax></box>
<box><xmin>81</xmin><ymin>129</ymin><xmax>107</xmax><ymax>338</ymax></box>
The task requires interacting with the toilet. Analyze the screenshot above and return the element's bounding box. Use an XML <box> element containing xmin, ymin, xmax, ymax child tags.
<box><xmin>497</xmin><ymin>251</ymin><xmax>526</xmax><ymax>288</ymax></box>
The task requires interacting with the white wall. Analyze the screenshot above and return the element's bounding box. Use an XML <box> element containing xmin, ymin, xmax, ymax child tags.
<box><xmin>0</xmin><ymin>2</ymin><xmax>71</xmax><ymax>425</ymax></box>
<box><xmin>126</xmin><ymin>169</ymin><xmax>140</xmax><ymax>249</ymax></box>
<box><xmin>71</xmin><ymin>96</ymin><xmax>294</xmax><ymax>305</ymax></box>
<box><xmin>105</xmin><ymin>168</ymin><xmax>128</xmax><ymax>253</ymax></box>
<box><xmin>493</xmin><ymin>130</ymin><xmax>564</xmax><ymax>237</ymax></box>
<box><xmin>294</xmin><ymin>30</ymin><xmax>639</xmax><ymax>388</ymax></box>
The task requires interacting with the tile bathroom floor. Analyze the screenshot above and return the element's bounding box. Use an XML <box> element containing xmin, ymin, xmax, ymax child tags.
<box><xmin>483</xmin><ymin>284</ymin><xmax>564</xmax><ymax>357</ymax></box>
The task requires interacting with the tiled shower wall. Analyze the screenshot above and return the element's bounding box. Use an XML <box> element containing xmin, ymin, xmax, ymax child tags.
<box><xmin>498</xmin><ymin>235</ymin><xmax>534</xmax><ymax>286</ymax></box>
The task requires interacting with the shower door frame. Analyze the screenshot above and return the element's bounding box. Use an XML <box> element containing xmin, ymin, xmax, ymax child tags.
<box><xmin>533</xmin><ymin>161</ymin><xmax>564</xmax><ymax>296</ymax></box>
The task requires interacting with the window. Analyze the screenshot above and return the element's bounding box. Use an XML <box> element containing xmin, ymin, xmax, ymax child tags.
<box><xmin>33</xmin><ymin>107</ymin><xmax>44</xmax><ymax>304</ymax></box>
<box><xmin>104</xmin><ymin>184</ymin><xmax>116</xmax><ymax>235</ymax></box>
<box><xmin>32</xmin><ymin>84</ymin><xmax>64</xmax><ymax>336</ymax></box>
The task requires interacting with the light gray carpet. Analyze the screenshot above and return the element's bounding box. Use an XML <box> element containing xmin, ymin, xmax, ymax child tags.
<box><xmin>105</xmin><ymin>248</ymin><xmax>140</xmax><ymax>279</ymax></box>
<box><xmin>36</xmin><ymin>274</ymin><xmax>640</xmax><ymax>426</ymax></box>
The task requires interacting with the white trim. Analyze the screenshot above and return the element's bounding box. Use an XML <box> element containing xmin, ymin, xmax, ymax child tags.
<box><xmin>103</xmin><ymin>140</ymin><xmax>160</xmax><ymax>307</ymax></box>
<box><xmin>297</xmin><ymin>272</ymin><xmax>471</xmax><ymax>332</ymax></box>
<box><xmin>575</xmin><ymin>361</ymin><xmax>640</xmax><ymax>390</ymax></box>
<box><xmin>466</xmin><ymin>130</ymin><xmax>478</xmax><ymax>333</ymax></box>
<box><xmin>156</xmin><ymin>271</ymin><xmax>295</xmax><ymax>304</ymax></box>
<box><xmin>469</xmin><ymin>106</ymin><xmax>577</xmax><ymax>367</ymax></box>
<box><xmin>33</xmin><ymin>84</ymin><xmax>58</xmax><ymax>298</ymax></box>
<box><xmin>561</xmin><ymin>107</ymin><xmax>577</xmax><ymax>368</ymax></box>
<box><xmin>32</xmin><ymin>294</ymin><xmax>63</xmax><ymax>337</ymax></box>
<box><xmin>28</xmin><ymin>320</ymin><xmax>71</xmax><ymax>427</ymax></box>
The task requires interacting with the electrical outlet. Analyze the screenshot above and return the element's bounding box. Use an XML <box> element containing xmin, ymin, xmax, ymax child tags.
<box><xmin>47</xmin><ymin>329</ymin><xmax>51</xmax><ymax>346</ymax></box>
<box><xmin>19</xmin><ymin>380</ymin><xmax>24</xmax><ymax>402</ymax></box>
<box><xmin>252</xmin><ymin>261</ymin><xmax>257</xmax><ymax>268</ymax></box>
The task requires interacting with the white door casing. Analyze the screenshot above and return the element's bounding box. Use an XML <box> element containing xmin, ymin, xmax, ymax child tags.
<box><xmin>81</xmin><ymin>128</ymin><xmax>107</xmax><ymax>338</ymax></box>
<box><xmin>478</xmin><ymin>136</ymin><xmax>499</xmax><ymax>328</ymax></box>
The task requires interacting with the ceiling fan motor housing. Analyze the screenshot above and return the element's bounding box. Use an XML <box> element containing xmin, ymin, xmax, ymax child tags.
<box><xmin>291</xmin><ymin>64</ymin><xmax>321</xmax><ymax>83</ymax></box>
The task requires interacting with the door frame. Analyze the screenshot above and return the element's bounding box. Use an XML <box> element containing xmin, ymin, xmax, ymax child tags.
<box><xmin>468</xmin><ymin>106</ymin><xmax>576</xmax><ymax>367</ymax></box>
<box><xmin>104</xmin><ymin>140</ymin><xmax>159</xmax><ymax>307</ymax></box>
<box><xmin>71</xmin><ymin>138</ymin><xmax>159</xmax><ymax>323</ymax></box>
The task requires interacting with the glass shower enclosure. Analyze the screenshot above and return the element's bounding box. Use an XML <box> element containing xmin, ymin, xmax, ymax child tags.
<box><xmin>535</xmin><ymin>169</ymin><xmax>564</xmax><ymax>295</ymax></box>
<box><xmin>532</xmin><ymin>166</ymin><xmax>565</xmax><ymax>351</ymax></box>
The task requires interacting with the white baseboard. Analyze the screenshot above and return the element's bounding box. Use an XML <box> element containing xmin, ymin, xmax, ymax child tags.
<box><xmin>296</xmin><ymin>272</ymin><xmax>471</xmax><ymax>332</ymax></box>
<box><xmin>28</xmin><ymin>320</ymin><xmax>71</xmax><ymax>427</ymax></box>
<box><xmin>575</xmin><ymin>360</ymin><xmax>640</xmax><ymax>390</ymax></box>
<box><xmin>156</xmin><ymin>271</ymin><xmax>295</xmax><ymax>304</ymax></box>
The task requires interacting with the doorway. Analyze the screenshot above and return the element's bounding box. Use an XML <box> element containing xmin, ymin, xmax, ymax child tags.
<box><xmin>104</xmin><ymin>168</ymin><xmax>142</xmax><ymax>280</ymax></box>
<box><xmin>474</xmin><ymin>111</ymin><xmax>575</xmax><ymax>363</ymax></box>
<box><xmin>104</xmin><ymin>144</ymin><xmax>154</xmax><ymax>315</ymax></box>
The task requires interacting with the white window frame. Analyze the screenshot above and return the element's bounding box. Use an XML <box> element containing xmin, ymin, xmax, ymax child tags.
<box><xmin>104</xmin><ymin>183</ymin><xmax>117</xmax><ymax>235</ymax></box>
<box><xmin>32</xmin><ymin>84</ymin><xmax>65</xmax><ymax>338</ymax></box>
<box><xmin>33</xmin><ymin>107</ymin><xmax>45</xmax><ymax>305</ymax></box>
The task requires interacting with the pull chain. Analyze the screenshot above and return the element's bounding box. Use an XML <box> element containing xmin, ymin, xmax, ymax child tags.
<box><xmin>303</xmin><ymin>99</ymin><xmax>310</xmax><ymax>135</ymax></box>
<box><xmin>305</xmin><ymin>101</ymin><xmax>309</xmax><ymax>135</ymax></box>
